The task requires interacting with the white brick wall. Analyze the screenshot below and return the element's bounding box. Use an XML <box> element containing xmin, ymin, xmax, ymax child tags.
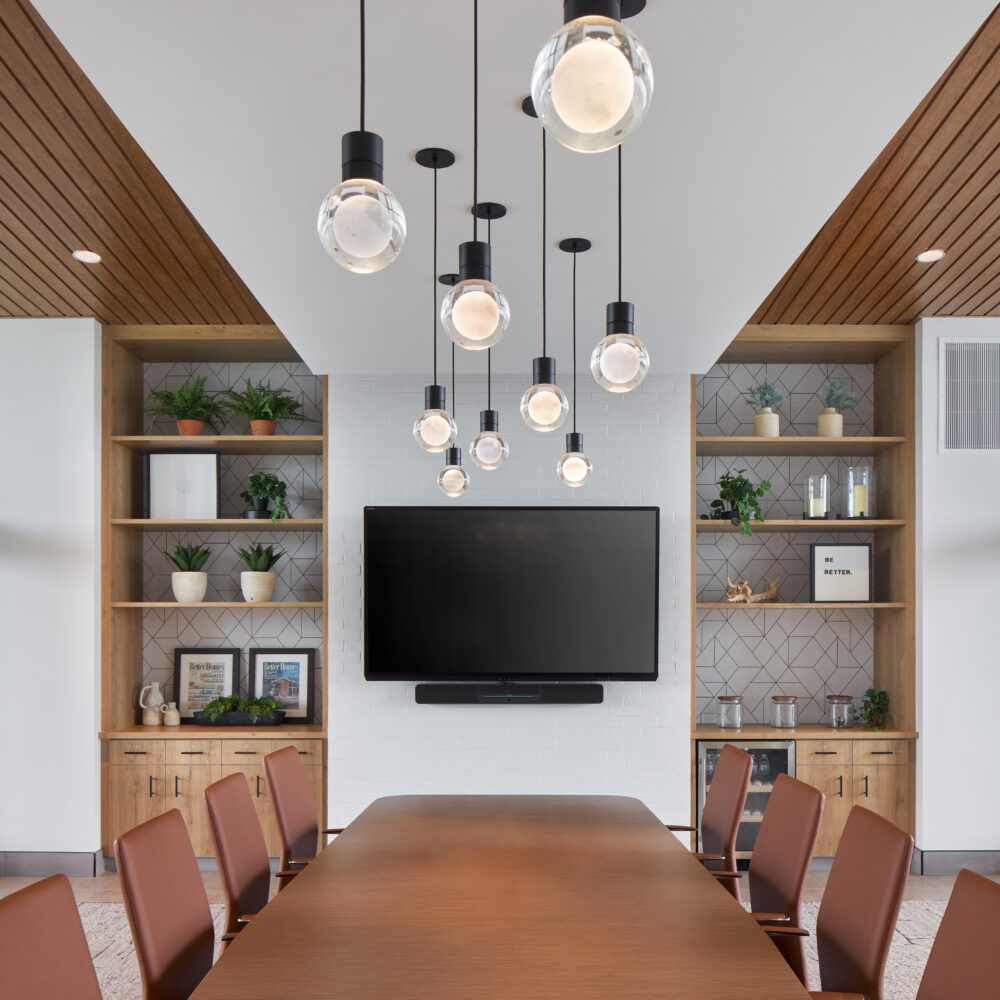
<box><xmin>326</xmin><ymin>373</ymin><xmax>692</xmax><ymax>826</ymax></box>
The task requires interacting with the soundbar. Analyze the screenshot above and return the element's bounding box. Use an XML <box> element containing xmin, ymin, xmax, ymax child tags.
<box><xmin>415</xmin><ymin>683</ymin><xmax>604</xmax><ymax>705</ymax></box>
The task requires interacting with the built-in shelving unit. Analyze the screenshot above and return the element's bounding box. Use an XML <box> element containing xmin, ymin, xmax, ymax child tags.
<box><xmin>111</xmin><ymin>518</ymin><xmax>324</xmax><ymax>532</ymax></box>
<box><xmin>696</xmin><ymin>435</ymin><xmax>905</xmax><ymax>456</ymax></box>
<box><xmin>111</xmin><ymin>434</ymin><xmax>323</xmax><ymax>455</ymax></box>
<box><xmin>696</xmin><ymin>519</ymin><xmax>905</xmax><ymax>533</ymax></box>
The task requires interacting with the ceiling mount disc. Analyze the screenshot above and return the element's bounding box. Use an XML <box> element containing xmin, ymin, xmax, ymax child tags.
<box><xmin>415</xmin><ymin>147</ymin><xmax>456</xmax><ymax>169</ymax></box>
<box><xmin>438</xmin><ymin>273</ymin><xmax>460</xmax><ymax>286</ymax></box>
<box><xmin>558</xmin><ymin>237</ymin><xmax>592</xmax><ymax>253</ymax></box>
<box><xmin>620</xmin><ymin>0</ymin><xmax>647</xmax><ymax>17</ymax></box>
<box><xmin>521</xmin><ymin>96</ymin><xmax>538</xmax><ymax>118</ymax></box>
<box><xmin>472</xmin><ymin>202</ymin><xmax>507</xmax><ymax>220</ymax></box>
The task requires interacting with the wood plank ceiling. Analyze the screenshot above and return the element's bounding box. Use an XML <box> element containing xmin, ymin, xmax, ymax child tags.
<box><xmin>0</xmin><ymin>0</ymin><xmax>271</xmax><ymax>325</ymax></box>
<box><xmin>752</xmin><ymin>6</ymin><xmax>1000</xmax><ymax>326</ymax></box>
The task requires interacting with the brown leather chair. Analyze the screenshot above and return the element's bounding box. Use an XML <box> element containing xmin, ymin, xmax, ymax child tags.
<box><xmin>114</xmin><ymin>809</ymin><xmax>215</xmax><ymax>1000</ymax></box>
<box><xmin>667</xmin><ymin>743</ymin><xmax>752</xmax><ymax>899</ymax></box>
<box><xmin>0</xmin><ymin>873</ymin><xmax>103</xmax><ymax>1000</ymax></box>
<box><xmin>263</xmin><ymin>745</ymin><xmax>342</xmax><ymax>883</ymax></box>
<box><xmin>766</xmin><ymin>804</ymin><xmax>913</xmax><ymax>999</ymax></box>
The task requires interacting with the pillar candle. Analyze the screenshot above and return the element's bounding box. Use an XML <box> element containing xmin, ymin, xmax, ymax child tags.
<box><xmin>852</xmin><ymin>483</ymin><xmax>868</xmax><ymax>516</ymax></box>
<box><xmin>809</xmin><ymin>497</ymin><xmax>825</xmax><ymax>517</ymax></box>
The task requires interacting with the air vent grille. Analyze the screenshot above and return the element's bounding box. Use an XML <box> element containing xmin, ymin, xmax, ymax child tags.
<box><xmin>940</xmin><ymin>338</ymin><xmax>1000</xmax><ymax>451</ymax></box>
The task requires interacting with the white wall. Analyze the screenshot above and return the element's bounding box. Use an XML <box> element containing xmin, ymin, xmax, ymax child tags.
<box><xmin>326</xmin><ymin>373</ymin><xmax>691</xmax><ymax>827</ymax></box>
<box><xmin>0</xmin><ymin>319</ymin><xmax>101</xmax><ymax>854</ymax></box>
<box><xmin>916</xmin><ymin>318</ymin><xmax>1000</xmax><ymax>851</ymax></box>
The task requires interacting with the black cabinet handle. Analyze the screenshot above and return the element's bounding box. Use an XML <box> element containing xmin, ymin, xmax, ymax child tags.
<box><xmin>174</xmin><ymin>775</ymin><xmax>180</xmax><ymax>798</ymax></box>
<box><xmin>813</xmin><ymin>751</ymin><xmax>838</xmax><ymax>755</ymax></box>
<box><xmin>871</xmin><ymin>751</ymin><xmax>894</xmax><ymax>755</ymax></box>
<box><xmin>864</xmin><ymin>775</ymin><xmax>870</xmax><ymax>797</ymax></box>
<box><xmin>235</xmin><ymin>751</ymin><xmax>257</xmax><ymax>755</ymax></box>
<box><xmin>298</xmin><ymin>751</ymin><xmax>308</xmax><ymax>755</ymax></box>
<box><xmin>837</xmin><ymin>775</ymin><xmax>844</xmax><ymax>797</ymax></box>
<box><xmin>124</xmin><ymin>750</ymin><xmax>147</xmax><ymax>755</ymax></box>
<box><xmin>256</xmin><ymin>776</ymin><xmax>262</xmax><ymax>798</ymax></box>
<box><xmin>180</xmin><ymin>751</ymin><xmax>204</xmax><ymax>755</ymax></box>
<box><xmin>148</xmin><ymin>776</ymin><xmax>154</xmax><ymax>798</ymax></box>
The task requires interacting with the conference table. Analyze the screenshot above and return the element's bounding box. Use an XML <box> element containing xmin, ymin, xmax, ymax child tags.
<box><xmin>191</xmin><ymin>795</ymin><xmax>810</xmax><ymax>999</ymax></box>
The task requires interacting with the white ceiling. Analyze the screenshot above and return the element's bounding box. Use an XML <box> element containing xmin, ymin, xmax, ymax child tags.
<box><xmin>35</xmin><ymin>0</ymin><xmax>996</xmax><ymax>377</ymax></box>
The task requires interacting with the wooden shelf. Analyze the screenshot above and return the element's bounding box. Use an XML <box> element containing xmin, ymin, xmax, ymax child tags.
<box><xmin>717</xmin><ymin>325</ymin><xmax>910</xmax><ymax>364</ymax></box>
<box><xmin>696</xmin><ymin>436</ymin><xmax>906</xmax><ymax>456</ymax></box>
<box><xmin>100</xmin><ymin>724</ymin><xmax>325</xmax><ymax>739</ymax></box>
<box><xmin>693</xmin><ymin>724</ymin><xmax>919</xmax><ymax>740</ymax></box>
<box><xmin>111</xmin><ymin>601</ymin><xmax>323</xmax><ymax>609</ymax></box>
<box><xmin>111</xmin><ymin>435</ymin><xmax>323</xmax><ymax>455</ymax></box>
<box><xmin>696</xmin><ymin>602</ymin><xmax>906</xmax><ymax>610</ymax></box>
<box><xmin>740</xmin><ymin>814</ymin><xmax>765</xmax><ymax>824</ymax></box>
<box><xmin>105</xmin><ymin>325</ymin><xmax>302</xmax><ymax>363</ymax></box>
<box><xmin>111</xmin><ymin>518</ymin><xmax>323</xmax><ymax>532</ymax></box>
<box><xmin>747</xmin><ymin>784</ymin><xmax>775</xmax><ymax>793</ymax></box>
<box><xmin>696</xmin><ymin>519</ymin><xmax>905</xmax><ymax>533</ymax></box>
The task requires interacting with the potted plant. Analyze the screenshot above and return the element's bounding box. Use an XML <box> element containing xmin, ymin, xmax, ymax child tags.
<box><xmin>857</xmin><ymin>687</ymin><xmax>889</xmax><ymax>730</ymax></box>
<box><xmin>236</xmin><ymin>542</ymin><xmax>284</xmax><ymax>602</ymax></box>
<box><xmin>745</xmin><ymin>380</ymin><xmax>786</xmax><ymax>437</ymax></box>
<box><xmin>816</xmin><ymin>378</ymin><xmax>856</xmax><ymax>437</ymax></box>
<box><xmin>700</xmin><ymin>469</ymin><xmax>771</xmax><ymax>536</ymax></box>
<box><xmin>145</xmin><ymin>376</ymin><xmax>225</xmax><ymax>436</ymax></box>
<box><xmin>165</xmin><ymin>543</ymin><xmax>210</xmax><ymax>602</ymax></box>
<box><xmin>239</xmin><ymin>472</ymin><xmax>291</xmax><ymax>523</ymax></box>
<box><xmin>221</xmin><ymin>380</ymin><xmax>307</xmax><ymax>436</ymax></box>
<box><xmin>194</xmin><ymin>694</ymin><xmax>285</xmax><ymax>727</ymax></box>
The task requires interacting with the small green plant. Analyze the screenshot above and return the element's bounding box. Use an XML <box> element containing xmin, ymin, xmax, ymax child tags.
<box><xmin>236</xmin><ymin>542</ymin><xmax>284</xmax><ymax>572</ymax></box>
<box><xmin>745</xmin><ymin>380</ymin><xmax>786</xmax><ymax>411</ymax></box>
<box><xmin>221</xmin><ymin>380</ymin><xmax>307</xmax><ymax>424</ymax></box>
<box><xmin>818</xmin><ymin>378</ymin><xmax>856</xmax><ymax>411</ymax></box>
<box><xmin>700</xmin><ymin>469</ymin><xmax>772</xmax><ymax>536</ymax></box>
<box><xmin>145</xmin><ymin>376</ymin><xmax>225</xmax><ymax>430</ymax></box>
<box><xmin>165</xmin><ymin>543</ymin><xmax>210</xmax><ymax>572</ymax></box>
<box><xmin>239</xmin><ymin>472</ymin><xmax>290</xmax><ymax>523</ymax></box>
<box><xmin>201</xmin><ymin>694</ymin><xmax>281</xmax><ymax>723</ymax></box>
<box><xmin>857</xmin><ymin>688</ymin><xmax>889</xmax><ymax>730</ymax></box>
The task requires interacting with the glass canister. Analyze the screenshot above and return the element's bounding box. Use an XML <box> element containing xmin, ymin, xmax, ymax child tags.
<box><xmin>826</xmin><ymin>694</ymin><xmax>854</xmax><ymax>728</ymax></box>
<box><xmin>718</xmin><ymin>695</ymin><xmax>743</xmax><ymax>729</ymax></box>
<box><xmin>770</xmin><ymin>695</ymin><xmax>798</xmax><ymax>728</ymax></box>
<box><xmin>804</xmin><ymin>473</ymin><xmax>831</xmax><ymax>519</ymax></box>
<box><xmin>846</xmin><ymin>465</ymin><xmax>875</xmax><ymax>518</ymax></box>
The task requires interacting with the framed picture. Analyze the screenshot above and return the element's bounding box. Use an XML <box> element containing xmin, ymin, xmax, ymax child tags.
<box><xmin>173</xmin><ymin>647</ymin><xmax>239</xmax><ymax>721</ymax></box>
<box><xmin>248</xmin><ymin>648</ymin><xmax>316</xmax><ymax>723</ymax></box>
<box><xmin>147</xmin><ymin>452</ymin><xmax>220</xmax><ymax>519</ymax></box>
<box><xmin>810</xmin><ymin>543</ymin><xmax>873</xmax><ymax>603</ymax></box>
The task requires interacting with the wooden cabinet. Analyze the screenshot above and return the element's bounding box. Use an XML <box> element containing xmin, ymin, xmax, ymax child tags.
<box><xmin>107</xmin><ymin>760</ymin><xmax>165</xmax><ymax>850</ymax></box>
<box><xmin>165</xmin><ymin>763</ymin><xmax>222</xmax><ymax>856</ymax></box>
<box><xmin>795</xmin><ymin>762</ymin><xmax>851</xmax><ymax>856</ymax></box>
<box><xmin>221</xmin><ymin>763</ymin><xmax>276</xmax><ymax>854</ymax></box>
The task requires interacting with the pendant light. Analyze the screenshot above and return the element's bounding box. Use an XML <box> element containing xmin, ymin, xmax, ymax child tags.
<box><xmin>557</xmin><ymin>238</ymin><xmax>594</xmax><ymax>487</ymax></box>
<box><xmin>317</xmin><ymin>0</ymin><xmax>406</xmax><ymax>273</ymax></box>
<box><xmin>470</xmin><ymin>204</ymin><xmax>510</xmax><ymax>470</ymax></box>
<box><xmin>413</xmin><ymin>148</ymin><xmax>458</xmax><ymax>453</ymax></box>
<box><xmin>520</xmin><ymin>107</ymin><xmax>569</xmax><ymax>433</ymax></box>
<box><xmin>531</xmin><ymin>0</ymin><xmax>654</xmax><ymax>153</ymax></box>
<box><xmin>591</xmin><ymin>144</ymin><xmax>649</xmax><ymax>391</ymax></box>
<box><xmin>438</xmin><ymin>344</ymin><xmax>471</xmax><ymax>497</ymax></box>
<box><xmin>441</xmin><ymin>0</ymin><xmax>510</xmax><ymax>351</ymax></box>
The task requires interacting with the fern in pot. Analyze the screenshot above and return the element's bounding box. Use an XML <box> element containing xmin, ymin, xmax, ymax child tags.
<box><xmin>166</xmin><ymin>544</ymin><xmax>210</xmax><ymax>602</ymax></box>
<box><xmin>221</xmin><ymin>380</ymin><xmax>307</xmax><ymax>436</ymax></box>
<box><xmin>145</xmin><ymin>376</ymin><xmax>225</xmax><ymax>436</ymax></box>
<box><xmin>236</xmin><ymin>543</ymin><xmax>284</xmax><ymax>603</ymax></box>
<box><xmin>745</xmin><ymin>380</ymin><xmax>786</xmax><ymax>438</ymax></box>
<box><xmin>816</xmin><ymin>378</ymin><xmax>856</xmax><ymax>437</ymax></box>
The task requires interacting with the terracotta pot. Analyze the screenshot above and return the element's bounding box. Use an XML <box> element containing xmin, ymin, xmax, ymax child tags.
<box><xmin>176</xmin><ymin>419</ymin><xmax>205</xmax><ymax>436</ymax></box>
<box><xmin>250</xmin><ymin>419</ymin><xmax>277</xmax><ymax>436</ymax></box>
<box><xmin>171</xmin><ymin>571</ymin><xmax>208</xmax><ymax>603</ymax></box>
<box><xmin>753</xmin><ymin>407</ymin><xmax>779</xmax><ymax>437</ymax></box>
<box><xmin>240</xmin><ymin>571</ymin><xmax>276</xmax><ymax>603</ymax></box>
<box><xmin>816</xmin><ymin>407</ymin><xmax>843</xmax><ymax>437</ymax></box>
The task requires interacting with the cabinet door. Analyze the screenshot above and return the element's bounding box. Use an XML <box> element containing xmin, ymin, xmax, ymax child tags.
<box><xmin>221</xmin><ymin>764</ymin><xmax>276</xmax><ymax>855</ymax></box>
<box><xmin>795</xmin><ymin>764</ymin><xmax>851</xmax><ymax>857</ymax></box>
<box><xmin>108</xmin><ymin>765</ymin><xmax>165</xmax><ymax>847</ymax></box>
<box><xmin>854</xmin><ymin>765</ymin><xmax>908</xmax><ymax>831</ymax></box>
<box><xmin>165</xmin><ymin>764</ymin><xmax>221</xmax><ymax>857</ymax></box>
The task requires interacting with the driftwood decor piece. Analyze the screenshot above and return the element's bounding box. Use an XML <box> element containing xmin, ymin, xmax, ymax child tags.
<box><xmin>724</xmin><ymin>571</ymin><xmax>780</xmax><ymax>604</ymax></box>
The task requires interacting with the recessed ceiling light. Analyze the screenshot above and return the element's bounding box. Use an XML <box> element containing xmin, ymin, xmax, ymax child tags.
<box><xmin>71</xmin><ymin>249</ymin><xmax>102</xmax><ymax>264</ymax></box>
<box><xmin>916</xmin><ymin>249</ymin><xmax>946</xmax><ymax>263</ymax></box>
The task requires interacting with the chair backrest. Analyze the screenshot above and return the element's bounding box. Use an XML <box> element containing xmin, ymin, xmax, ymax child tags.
<box><xmin>816</xmin><ymin>805</ymin><xmax>913</xmax><ymax>1000</ymax></box>
<box><xmin>204</xmin><ymin>772</ymin><xmax>272</xmax><ymax>935</ymax></box>
<box><xmin>0</xmin><ymin>873</ymin><xmax>103</xmax><ymax>1000</ymax></box>
<box><xmin>264</xmin><ymin>745</ymin><xmax>319</xmax><ymax>870</ymax></box>
<box><xmin>114</xmin><ymin>809</ymin><xmax>215</xmax><ymax>1000</ymax></box>
<box><xmin>701</xmin><ymin>743</ymin><xmax>752</xmax><ymax>867</ymax></box>
<box><xmin>916</xmin><ymin>868</ymin><xmax>1000</xmax><ymax>1000</ymax></box>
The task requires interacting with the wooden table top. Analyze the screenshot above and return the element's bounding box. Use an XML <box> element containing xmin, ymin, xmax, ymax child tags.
<box><xmin>191</xmin><ymin>795</ymin><xmax>809</xmax><ymax>1000</ymax></box>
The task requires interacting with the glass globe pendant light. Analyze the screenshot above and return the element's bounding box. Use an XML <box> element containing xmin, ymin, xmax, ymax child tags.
<box><xmin>317</xmin><ymin>0</ymin><xmax>406</xmax><ymax>273</ymax></box>
<box><xmin>557</xmin><ymin>238</ymin><xmax>593</xmax><ymax>487</ymax></box>
<box><xmin>531</xmin><ymin>0</ymin><xmax>654</xmax><ymax>153</ymax></box>
<box><xmin>591</xmin><ymin>144</ymin><xmax>649</xmax><ymax>392</ymax></box>
<box><xmin>412</xmin><ymin>148</ymin><xmax>458</xmax><ymax>452</ymax></box>
<box><xmin>438</xmin><ymin>345</ymin><xmax>470</xmax><ymax>497</ymax></box>
<box><xmin>441</xmin><ymin>0</ymin><xmax>510</xmax><ymax>351</ymax></box>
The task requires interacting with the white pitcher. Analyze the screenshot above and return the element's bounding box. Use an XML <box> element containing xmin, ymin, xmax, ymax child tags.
<box><xmin>139</xmin><ymin>681</ymin><xmax>165</xmax><ymax>727</ymax></box>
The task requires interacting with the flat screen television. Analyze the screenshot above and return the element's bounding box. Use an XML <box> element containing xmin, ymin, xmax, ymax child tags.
<box><xmin>364</xmin><ymin>506</ymin><xmax>659</xmax><ymax>682</ymax></box>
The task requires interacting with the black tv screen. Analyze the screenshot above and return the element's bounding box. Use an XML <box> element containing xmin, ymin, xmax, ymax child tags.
<box><xmin>364</xmin><ymin>506</ymin><xmax>659</xmax><ymax>681</ymax></box>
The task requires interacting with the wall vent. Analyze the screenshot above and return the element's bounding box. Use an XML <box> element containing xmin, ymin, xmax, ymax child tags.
<box><xmin>939</xmin><ymin>337</ymin><xmax>1000</xmax><ymax>452</ymax></box>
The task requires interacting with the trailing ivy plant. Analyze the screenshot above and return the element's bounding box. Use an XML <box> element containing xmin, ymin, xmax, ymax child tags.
<box><xmin>700</xmin><ymin>469</ymin><xmax>772</xmax><ymax>536</ymax></box>
<box><xmin>818</xmin><ymin>378</ymin><xmax>856</xmax><ymax>411</ymax></box>
<box><xmin>857</xmin><ymin>687</ymin><xmax>889</xmax><ymax>731</ymax></box>
<box><xmin>165</xmin><ymin>543</ymin><xmax>210</xmax><ymax>572</ymax></box>
<box><xmin>236</xmin><ymin>542</ymin><xmax>284</xmax><ymax>572</ymax></box>
<box><xmin>239</xmin><ymin>472</ymin><xmax>290</xmax><ymax>522</ymax></box>
<box><xmin>221</xmin><ymin>380</ymin><xmax>307</xmax><ymax>424</ymax></box>
<box><xmin>145</xmin><ymin>376</ymin><xmax>225</xmax><ymax>430</ymax></box>
<box><xmin>201</xmin><ymin>694</ymin><xmax>281</xmax><ymax>723</ymax></box>
<box><xmin>744</xmin><ymin>380</ymin><xmax>786</xmax><ymax>411</ymax></box>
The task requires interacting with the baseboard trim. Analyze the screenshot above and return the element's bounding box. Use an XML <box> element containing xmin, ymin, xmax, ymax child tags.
<box><xmin>912</xmin><ymin>848</ymin><xmax>1000</xmax><ymax>876</ymax></box>
<box><xmin>1</xmin><ymin>850</ymin><xmax>102</xmax><ymax>877</ymax></box>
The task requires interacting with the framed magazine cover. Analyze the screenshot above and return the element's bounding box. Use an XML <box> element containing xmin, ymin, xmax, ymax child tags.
<box><xmin>173</xmin><ymin>648</ymin><xmax>239</xmax><ymax>721</ymax></box>
<box><xmin>248</xmin><ymin>648</ymin><xmax>315</xmax><ymax>723</ymax></box>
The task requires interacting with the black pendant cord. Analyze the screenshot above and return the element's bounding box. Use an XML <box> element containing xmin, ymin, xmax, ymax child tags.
<box><xmin>542</xmin><ymin>128</ymin><xmax>548</xmax><ymax>356</ymax></box>
<box><xmin>451</xmin><ymin>342</ymin><xmax>456</xmax><ymax>421</ymax></box>
<box><xmin>359</xmin><ymin>0</ymin><xmax>366</xmax><ymax>131</ymax></box>
<box><xmin>487</xmin><ymin>349</ymin><xmax>492</xmax><ymax>410</ymax></box>
<box><xmin>572</xmin><ymin>251</ymin><xmax>578</xmax><ymax>433</ymax></box>
<box><xmin>617</xmin><ymin>143</ymin><xmax>623</xmax><ymax>301</ymax></box>
<box><xmin>432</xmin><ymin>165</ymin><xmax>438</xmax><ymax>384</ymax></box>
<box><xmin>472</xmin><ymin>0</ymin><xmax>479</xmax><ymax>241</ymax></box>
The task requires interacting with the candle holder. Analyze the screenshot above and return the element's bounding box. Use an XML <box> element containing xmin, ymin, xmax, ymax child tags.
<box><xmin>844</xmin><ymin>465</ymin><xmax>875</xmax><ymax>519</ymax></box>
<box><xmin>803</xmin><ymin>473</ymin><xmax>833</xmax><ymax>519</ymax></box>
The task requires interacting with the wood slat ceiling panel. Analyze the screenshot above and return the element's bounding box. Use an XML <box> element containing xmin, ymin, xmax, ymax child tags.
<box><xmin>752</xmin><ymin>7</ymin><xmax>1000</xmax><ymax>325</ymax></box>
<box><xmin>0</xmin><ymin>0</ymin><xmax>271</xmax><ymax>324</ymax></box>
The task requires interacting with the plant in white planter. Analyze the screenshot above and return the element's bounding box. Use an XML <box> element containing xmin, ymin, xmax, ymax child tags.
<box><xmin>166</xmin><ymin>543</ymin><xmax>210</xmax><ymax>602</ymax></box>
<box><xmin>816</xmin><ymin>378</ymin><xmax>856</xmax><ymax>437</ymax></box>
<box><xmin>744</xmin><ymin>380</ymin><xmax>786</xmax><ymax>437</ymax></box>
<box><xmin>237</xmin><ymin>542</ymin><xmax>284</xmax><ymax>603</ymax></box>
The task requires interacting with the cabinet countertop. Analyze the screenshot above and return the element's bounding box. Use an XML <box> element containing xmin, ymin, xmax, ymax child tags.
<box><xmin>693</xmin><ymin>724</ymin><xmax>918</xmax><ymax>740</ymax></box>
<box><xmin>100</xmin><ymin>726</ymin><xmax>325</xmax><ymax>740</ymax></box>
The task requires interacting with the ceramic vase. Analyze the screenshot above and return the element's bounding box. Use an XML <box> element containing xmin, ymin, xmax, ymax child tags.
<box><xmin>139</xmin><ymin>681</ymin><xmax>165</xmax><ymax>727</ymax></box>
<box><xmin>241</xmin><ymin>571</ymin><xmax>276</xmax><ymax>603</ymax></box>
<box><xmin>161</xmin><ymin>702</ymin><xmax>181</xmax><ymax>726</ymax></box>
<box><xmin>817</xmin><ymin>407</ymin><xmax>843</xmax><ymax>437</ymax></box>
<box><xmin>171</xmin><ymin>571</ymin><xmax>208</xmax><ymax>603</ymax></box>
<box><xmin>753</xmin><ymin>407</ymin><xmax>779</xmax><ymax>437</ymax></box>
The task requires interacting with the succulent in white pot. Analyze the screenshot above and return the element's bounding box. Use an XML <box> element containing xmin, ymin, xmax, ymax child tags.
<box><xmin>816</xmin><ymin>378</ymin><xmax>856</xmax><ymax>437</ymax></box>
<box><xmin>237</xmin><ymin>542</ymin><xmax>284</xmax><ymax>603</ymax></box>
<box><xmin>166</xmin><ymin>544</ymin><xmax>210</xmax><ymax>602</ymax></box>
<box><xmin>744</xmin><ymin>380</ymin><xmax>786</xmax><ymax>437</ymax></box>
